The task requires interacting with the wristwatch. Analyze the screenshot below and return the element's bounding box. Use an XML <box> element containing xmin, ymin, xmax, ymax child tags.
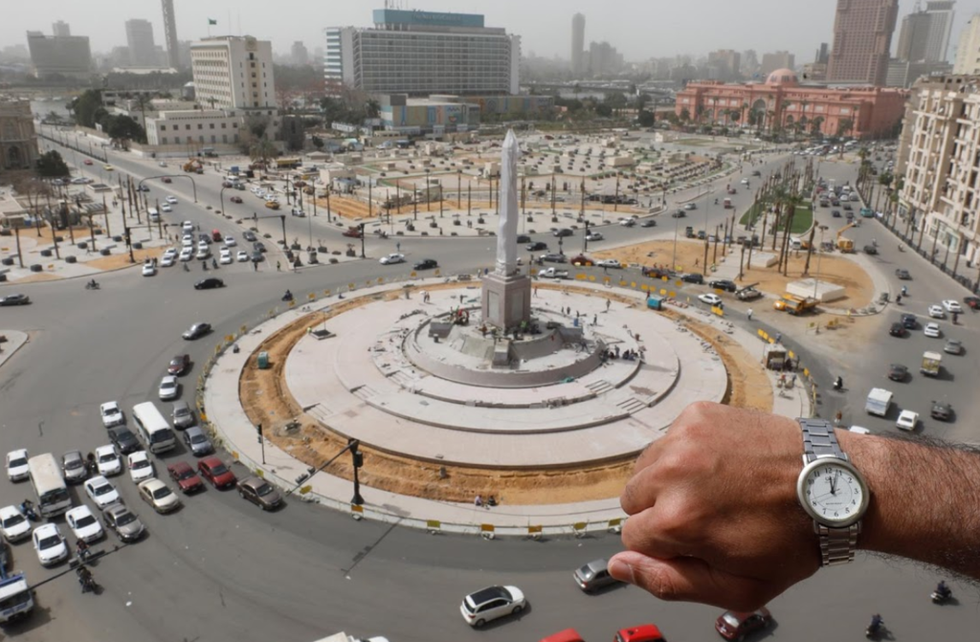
<box><xmin>796</xmin><ymin>418</ymin><xmax>870</xmax><ymax>566</ymax></box>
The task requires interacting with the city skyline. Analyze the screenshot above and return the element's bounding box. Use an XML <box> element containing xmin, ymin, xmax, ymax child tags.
<box><xmin>3</xmin><ymin>0</ymin><xmax>978</xmax><ymax>66</ymax></box>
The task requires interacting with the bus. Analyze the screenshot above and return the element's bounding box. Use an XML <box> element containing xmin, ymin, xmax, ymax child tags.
<box><xmin>27</xmin><ymin>454</ymin><xmax>72</xmax><ymax>518</ymax></box>
<box><xmin>274</xmin><ymin>157</ymin><xmax>302</xmax><ymax>170</ymax></box>
<box><xmin>132</xmin><ymin>402</ymin><xmax>177</xmax><ymax>454</ymax></box>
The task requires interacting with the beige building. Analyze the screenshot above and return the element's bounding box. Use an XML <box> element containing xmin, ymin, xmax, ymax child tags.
<box><xmin>0</xmin><ymin>99</ymin><xmax>39</xmax><ymax>171</ymax></box>
<box><xmin>897</xmin><ymin>75</ymin><xmax>980</xmax><ymax>275</ymax></box>
<box><xmin>827</xmin><ymin>0</ymin><xmax>900</xmax><ymax>86</ymax></box>
<box><xmin>953</xmin><ymin>14</ymin><xmax>980</xmax><ymax>74</ymax></box>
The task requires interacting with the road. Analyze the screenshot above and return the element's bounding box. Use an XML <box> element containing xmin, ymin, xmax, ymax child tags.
<box><xmin>3</xmin><ymin>138</ymin><xmax>976</xmax><ymax>642</ymax></box>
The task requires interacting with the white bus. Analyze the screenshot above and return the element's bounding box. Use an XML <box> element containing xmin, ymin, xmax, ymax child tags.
<box><xmin>27</xmin><ymin>454</ymin><xmax>72</xmax><ymax>518</ymax></box>
<box><xmin>148</xmin><ymin>207</ymin><xmax>160</xmax><ymax>222</ymax></box>
<box><xmin>132</xmin><ymin>401</ymin><xmax>177</xmax><ymax>454</ymax></box>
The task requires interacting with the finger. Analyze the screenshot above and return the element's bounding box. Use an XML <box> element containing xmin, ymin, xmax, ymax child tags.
<box><xmin>618</xmin><ymin>506</ymin><xmax>691</xmax><ymax>560</ymax></box>
<box><xmin>608</xmin><ymin>551</ymin><xmax>773</xmax><ymax>612</ymax></box>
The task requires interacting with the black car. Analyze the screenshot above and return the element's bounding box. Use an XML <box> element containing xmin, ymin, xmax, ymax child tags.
<box><xmin>168</xmin><ymin>354</ymin><xmax>191</xmax><ymax>376</ymax></box>
<box><xmin>751</xmin><ymin>170</ymin><xmax>761</xmax><ymax>177</ymax></box>
<box><xmin>413</xmin><ymin>259</ymin><xmax>438</xmax><ymax>270</ymax></box>
<box><xmin>253</xmin><ymin>241</ymin><xmax>267</xmax><ymax>253</ymax></box>
<box><xmin>526</xmin><ymin>241</ymin><xmax>548</xmax><ymax>251</ymax></box>
<box><xmin>889</xmin><ymin>322</ymin><xmax>906</xmax><ymax>337</ymax></box>
<box><xmin>887</xmin><ymin>363</ymin><xmax>909</xmax><ymax>382</ymax></box>
<box><xmin>708</xmin><ymin>279</ymin><xmax>737</xmax><ymax>293</ymax></box>
<box><xmin>109</xmin><ymin>427</ymin><xmax>141</xmax><ymax>454</ymax></box>
<box><xmin>640</xmin><ymin>219</ymin><xmax>656</xmax><ymax>228</ymax></box>
<box><xmin>843</xmin><ymin>203</ymin><xmax>853</xmax><ymax>211</ymax></box>
<box><xmin>901</xmin><ymin>313</ymin><xmax>917</xmax><ymax>329</ymax></box>
<box><xmin>964</xmin><ymin>296</ymin><xmax>980</xmax><ymax>310</ymax></box>
<box><xmin>681</xmin><ymin>273</ymin><xmax>704</xmax><ymax>284</ymax></box>
<box><xmin>895</xmin><ymin>268</ymin><xmax>911</xmax><ymax>280</ymax></box>
<box><xmin>182</xmin><ymin>322</ymin><xmax>212</xmax><ymax>340</ymax></box>
<box><xmin>831</xmin><ymin>210</ymin><xmax>841</xmax><ymax>218</ymax></box>
<box><xmin>553</xmin><ymin>228</ymin><xmax>574</xmax><ymax>237</ymax></box>
<box><xmin>516</xmin><ymin>234</ymin><xmax>532</xmax><ymax>244</ymax></box>
<box><xmin>194</xmin><ymin>278</ymin><xmax>225</xmax><ymax>290</ymax></box>
<box><xmin>864</xmin><ymin>245</ymin><xmax>878</xmax><ymax>255</ymax></box>
<box><xmin>242</xmin><ymin>231</ymin><xmax>257</xmax><ymax>242</ymax></box>
<box><xmin>671</xmin><ymin>210</ymin><xmax>686</xmax><ymax>218</ymax></box>
<box><xmin>0</xmin><ymin>294</ymin><xmax>31</xmax><ymax>306</ymax></box>
<box><xmin>930</xmin><ymin>400</ymin><xmax>952</xmax><ymax>421</ymax></box>
<box><xmin>251</xmin><ymin>251</ymin><xmax>264</xmax><ymax>263</ymax></box>
<box><xmin>540</xmin><ymin>253</ymin><xmax>567</xmax><ymax>263</ymax></box>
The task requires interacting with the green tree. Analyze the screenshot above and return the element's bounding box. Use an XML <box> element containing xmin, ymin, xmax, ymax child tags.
<box><xmin>36</xmin><ymin>150</ymin><xmax>69</xmax><ymax>178</ymax></box>
<box><xmin>637</xmin><ymin>109</ymin><xmax>655</xmax><ymax>128</ymax></box>
<box><xmin>364</xmin><ymin>99</ymin><xmax>381</xmax><ymax>119</ymax></box>
<box><xmin>71</xmin><ymin>89</ymin><xmax>104</xmax><ymax>128</ymax></box>
<box><xmin>102</xmin><ymin>115</ymin><xmax>146</xmax><ymax>144</ymax></box>
<box><xmin>249</xmin><ymin>139</ymin><xmax>277</xmax><ymax>166</ymax></box>
<box><xmin>595</xmin><ymin>103</ymin><xmax>613</xmax><ymax>118</ymax></box>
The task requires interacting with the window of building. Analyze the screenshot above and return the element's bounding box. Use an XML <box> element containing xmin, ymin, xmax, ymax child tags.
<box><xmin>161</xmin><ymin>137</ymin><xmax>168</xmax><ymax>145</ymax></box>
<box><xmin>185</xmin><ymin>124</ymin><xmax>191</xmax><ymax>130</ymax></box>
<box><xmin>199</xmin><ymin>135</ymin><xmax>204</xmax><ymax>143</ymax></box>
<box><xmin>233</xmin><ymin>122</ymin><xmax>238</xmax><ymax>128</ymax></box>
<box><xmin>198</xmin><ymin>124</ymin><xmax>203</xmax><ymax>130</ymax></box>
<box><xmin>209</xmin><ymin>123</ymin><xmax>215</xmax><ymax>129</ymax></box>
<box><xmin>221</xmin><ymin>123</ymin><xmax>227</xmax><ymax>129</ymax></box>
<box><xmin>159</xmin><ymin>125</ymin><xmax>166</xmax><ymax>131</ymax></box>
<box><xmin>174</xmin><ymin>136</ymin><xmax>180</xmax><ymax>143</ymax></box>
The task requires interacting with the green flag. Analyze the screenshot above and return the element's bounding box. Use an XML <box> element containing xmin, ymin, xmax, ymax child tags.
<box><xmin>208</xmin><ymin>19</ymin><xmax>217</xmax><ymax>25</ymax></box>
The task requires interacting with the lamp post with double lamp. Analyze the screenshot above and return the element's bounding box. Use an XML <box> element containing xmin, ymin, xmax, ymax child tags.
<box><xmin>425</xmin><ymin>169</ymin><xmax>431</xmax><ymax>211</ymax></box>
<box><xmin>456</xmin><ymin>169</ymin><xmax>462</xmax><ymax>210</ymax></box>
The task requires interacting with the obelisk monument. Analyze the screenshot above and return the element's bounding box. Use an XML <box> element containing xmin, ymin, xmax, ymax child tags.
<box><xmin>481</xmin><ymin>130</ymin><xmax>531</xmax><ymax>329</ymax></box>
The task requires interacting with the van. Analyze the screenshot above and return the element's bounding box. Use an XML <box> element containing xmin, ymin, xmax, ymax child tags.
<box><xmin>148</xmin><ymin>208</ymin><xmax>160</xmax><ymax>222</ymax></box>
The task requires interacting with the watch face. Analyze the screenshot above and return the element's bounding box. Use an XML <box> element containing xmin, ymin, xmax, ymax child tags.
<box><xmin>799</xmin><ymin>460</ymin><xmax>868</xmax><ymax>527</ymax></box>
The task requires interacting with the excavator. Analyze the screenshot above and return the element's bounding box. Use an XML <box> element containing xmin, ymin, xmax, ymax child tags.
<box><xmin>836</xmin><ymin>222</ymin><xmax>857</xmax><ymax>253</ymax></box>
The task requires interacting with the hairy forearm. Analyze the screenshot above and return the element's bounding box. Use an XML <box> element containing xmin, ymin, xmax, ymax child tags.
<box><xmin>841</xmin><ymin>430</ymin><xmax>980</xmax><ymax>579</ymax></box>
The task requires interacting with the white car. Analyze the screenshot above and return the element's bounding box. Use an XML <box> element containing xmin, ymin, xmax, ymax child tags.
<box><xmin>127</xmin><ymin>451</ymin><xmax>155</xmax><ymax>483</ymax></box>
<box><xmin>84</xmin><ymin>475</ymin><xmax>121</xmax><ymax>509</ymax></box>
<box><xmin>0</xmin><ymin>505</ymin><xmax>31</xmax><ymax>542</ymax></box>
<box><xmin>166</xmin><ymin>196</ymin><xmax>178</xmax><ymax>204</ymax></box>
<box><xmin>141</xmin><ymin>262</ymin><xmax>156</xmax><ymax>277</ymax></box>
<box><xmin>65</xmin><ymin>505</ymin><xmax>104</xmax><ymax>543</ymax></box>
<box><xmin>71</xmin><ymin>177</ymin><xmax>89</xmax><ymax>185</ymax></box>
<box><xmin>195</xmin><ymin>247</ymin><xmax>210</xmax><ymax>261</ymax></box>
<box><xmin>460</xmin><ymin>585</ymin><xmax>527</xmax><ymax>628</ymax></box>
<box><xmin>161</xmin><ymin>203</ymin><xmax>172</xmax><ymax>213</ymax></box>
<box><xmin>699</xmin><ymin>293</ymin><xmax>724</xmax><ymax>307</ymax></box>
<box><xmin>182</xmin><ymin>220</ymin><xmax>194</xmax><ymax>233</ymax></box>
<box><xmin>32</xmin><ymin>523</ymin><xmax>69</xmax><ymax>566</ymax></box>
<box><xmin>618</xmin><ymin>217</ymin><xmax>636</xmax><ymax>227</ymax></box>
<box><xmin>924</xmin><ymin>322</ymin><xmax>942</xmax><ymax>338</ymax></box>
<box><xmin>896</xmin><ymin>409</ymin><xmax>919</xmax><ymax>432</ymax></box>
<box><xmin>179</xmin><ymin>247</ymin><xmax>194</xmax><ymax>262</ymax></box>
<box><xmin>159</xmin><ymin>161</ymin><xmax>167</xmax><ymax>167</ymax></box>
<box><xmin>138</xmin><ymin>478</ymin><xmax>181</xmax><ymax>514</ymax></box>
<box><xmin>219</xmin><ymin>249</ymin><xmax>233</xmax><ymax>264</ymax></box>
<box><xmin>585</xmin><ymin>232</ymin><xmax>604</xmax><ymax>241</ymax></box>
<box><xmin>99</xmin><ymin>401</ymin><xmax>124</xmax><ymax>427</ymax></box>
<box><xmin>236</xmin><ymin>250</ymin><xmax>250</xmax><ymax>262</ymax></box>
<box><xmin>160</xmin><ymin>253</ymin><xmax>176</xmax><ymax>267</ymax></box>
<box><xmin>223</xmin><ymin>236</ymin><xmax>237</xmax><ymax>247</ymax></box>
<box><xmin>927</xmin><ymin>305</ymin><xmax>945</xmax><ymax>319</ymax></box>
<box><xmin>596</xmin><ymin>259</ymin><xmax>621</xmax><ymax>269</ymax></box>
<box><xmin>6</xmin><ymin>449</ymin><xmax>29</xmax><ymax>482</ymax></box>
<box><xmin>159</xmin><ymin>375</ymin><xmax>179</xmax><ymax>401</ymax></box>
<box><xmin>379</xmin><ymin>253</ymin><xmax>405</xmax><ymax>265</ymax></box>
<box><xmin>95</xmin><ymin>445</ymin><xmax>122</xmax><ymax>477</ymax></box>
<box><xmin>942</xmin><ymin>299</ymin><xmax>963</xmax><ymax>314</ymax></box>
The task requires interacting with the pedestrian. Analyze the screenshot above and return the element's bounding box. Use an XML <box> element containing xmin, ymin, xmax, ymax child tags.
<box><xmin>593</xmin><ymin>314</ymin><xmax>597</xmax><ymax>325</ymax></box>
<box><xmin>396</xmin><ymin>241</ymin><xmax>401</xmax><ymax>252</ymax></box>
<box><xmin>252</xmin><ymin>260</ymin><xmax>258</xmax><ymax>271</ymax></box>
<box><xmin>834</xmin><ymin>410</ymin><xmax>843</xmax><ymax>426</ymax></box>
<box><xmin>775</xmin><ymin>332</ymin><xmax>782</xmax><ymax>344</ymax></box>
<box><xmin>606</xmin><ymin>299</ymin><xmax>611</xmax><ymax>312</ymax></box>
<box><xmin>534</xmin><ymin>287</ymin><xmax>538</xmax><ymax>297</ymax></box>
<box><xmin>747</xmin><ymin>308</ymin><xmax>754</xmax><ymax>320</ymax></box>
<box><xmin>276</xmin><ymin>261</ymin><xmax>281</xmax><ymax>272</ymax></box>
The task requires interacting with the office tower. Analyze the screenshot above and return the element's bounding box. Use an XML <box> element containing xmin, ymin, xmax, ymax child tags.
<box><xmin>126</xmin><ymin>19</ymin><xmax>157</xmax><ymax>66</ymax></box>
<box><xmin>827</xmin><ymin>0</ymin><xmax>899</xmax><ymax>85</ymax></box>
<box><xmin>897</xmin><ymin>1</ymin><xmax>955</xmax><ymax>62</ymax></box>
<box><xmin>815</xmin><ymin>43</ymin><xmax>830</xmax><ymax>64</ymax></box>
<box><xmin>924</xmin><ymin>1</ymin><xmax>956</xmax><ymax>62</ymax></box>
<box><xmin>760</xmin><ymin>51</ymin><xmax>795</xmax><ymax>76</ymax></box>
<box><xmin>51</xmin><ymin>21</ymin><xmax>70</xmax><ymax>37</ymax></box>
<box><xmin>161</xmin><ymin>0</ymin><xmax>179</xmax><ymax>69</ymax></box>
<box><xmin>26</xmin><ymin>30</ymin><xmax>92</xmax><ymax>79</ymax></box>
<box><xmin>954</xmin><ymin>13</ymin><xmax>980</xmax><ymax>74</ymax></box>
<box><xmin>571</xmin><ymin>13</ymin><xmax>585</xmax><ymax>77</ymax></box>
<box><xmin>291</xmin><ymin>41</ymin><xmax>309</xmax><ymax>66</ymax></box>
<box><xmin>191</xmin><ymin>36</ymin><xmax>276</xmax><ymax>110</ymax></box>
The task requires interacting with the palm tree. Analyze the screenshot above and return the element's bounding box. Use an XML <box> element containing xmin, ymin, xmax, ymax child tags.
<box><xmin>249</xmin><ymin>139</ymin><xmax>277</xmax><ymax>167</ymax></box>
<box><xmin>779</xmin><ymin>192</ymin><xmax>805</xmax><ymax>274</ymax></box>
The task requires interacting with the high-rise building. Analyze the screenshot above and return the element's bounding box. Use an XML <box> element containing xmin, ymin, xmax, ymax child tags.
<box><xmin>954</xmin><ymin>13</ymin><xmax>980</xmax><ymax>74</ymax></box>
<box><xmin>827</xmin><ymin>0</ymin><xmax>899</xmax><ymax>85</ymax></box>
<box><xmin>760</xmin><ymin>51</ymin><xmax>795</xmax><ymax>76</ymax></box>
<box><xmin>291</xmin><ymin>41</ymin><xmax>309</xmax><ymax>66</ymax></box>
<box><xmin>126</xmin><ymin>19</ymin><xmax>157</xmax><ymax>67</ymax></box>
<box><xmin>707</xmin><ymin>50</ymin><xmax>741</xmax><ymax>81</ymax></box>
<box><xmin>26</xmin><ymin>30</ymin><xmax>92</xmax><ymax>79</ymax></box>
<box><xmin>815</xmin><ymin>43</ymin><xmax>830</xmax><ymax>64</ymax></box>
<box><xmin>325</xmin><ymin>9</ymin><xmax>520</xmax><ymax>96</ymax></box>
<box><xmin>190</xmin><ymin>36</ymin><xmax>276</xmax><ymax>111</ymax></box>
<box><xmin>587</xmin><ymin>41</ymin><xmax>624</xmax><ymax>76</ymax></box>
<box><xmin>51</xmin><ymin>21</ymin><xmax>70</xmax><ymax>37</ymax></box>
<box><xmin>571</xmin><ymin>13</ymin><xmax>585</xmax><ymax>77</ymax></box>
<box><xmin>161</xmin><ymin>0</ymin><xmax>179</xmax><ymax>69</ymax></box>
<box><xmin>897</xmin><ymin>1</ymin><xmax>955</xmax><ymax>63</ymax></box>
<box><xmin>740</xmin><ymin>50</ymin><xmax>760</xmax><ymax>78</ymax></box>
<box><xmin>896</xmin><ymin>74</ymin><xmax>980</xmax><ymax>275</ymax></box>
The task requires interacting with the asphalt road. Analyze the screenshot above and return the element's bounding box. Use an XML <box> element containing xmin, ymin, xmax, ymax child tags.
<box><xmin>3</xmin><ymin>139</ymin><xmax>977</xmax><ymax>642</ymax></box>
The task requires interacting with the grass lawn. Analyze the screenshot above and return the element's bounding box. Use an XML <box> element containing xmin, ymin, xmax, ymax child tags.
<box><xmin>740</xmin><ymin>203</ymin><xmax>813</xmax><ymax>235</ymax></box>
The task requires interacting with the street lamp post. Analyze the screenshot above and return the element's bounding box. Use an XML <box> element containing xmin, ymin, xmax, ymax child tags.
<box><xmin>425</xmin><ymin>169</ymin><xmax>431</xmax><ymax>212</ymax></box>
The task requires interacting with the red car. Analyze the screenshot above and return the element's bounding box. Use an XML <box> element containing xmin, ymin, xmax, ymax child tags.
<box><xmin>715</xmin><ymin>607</ymin><xmax>772</xmax><ymax>640</ymax></box>
<box><xmin>84</xmin><ymin>159</ymin><xmax>93</xmax><ymax>165</ymax></box>
<box><xmin>230</xmin><ymin>196</ymin><xmax>243</xmax><ymax>204</ymax></box>
<box><xmin>197</xmin><ymin>456</ymin><xmax>236</xmax><ymax>489</ymax></box>
<box><xmin>167</xmin><ymin>461</ymin><xmax>204</xmax><ymax>493</ymax></box>
<box><xmin>615</xmin><ymin>624</ymin><xmax>666</xmax><ymax>642</ymax></box>
<box><xmin>539</xmin><ymin>629</ymin><xmax>585</xmax><ymax>642</ymax></box>
<box><xmin>342</xmin><ymin>226</ymin><xmax>363</xmax><ymax>239</ymax></box>
<box><xmin>162</xmin><ymin>177</ymin><xmax>172</xmax><ymax>183</ymax></box>
<box><xmin>964</xmin><ymin>296</ymin><xmax>980</xmax><ymax>310</ymax></box>
<box><xmin>168</xmin><ymin>354</ymin><xmax>190</xmax><ymax>376</ymax></box>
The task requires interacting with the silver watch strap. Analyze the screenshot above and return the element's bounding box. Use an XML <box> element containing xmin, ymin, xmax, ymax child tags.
<box><xmin>798</xmin><ymin>418</ymin><xmax>858</xmax><ymax>566</ymax></box>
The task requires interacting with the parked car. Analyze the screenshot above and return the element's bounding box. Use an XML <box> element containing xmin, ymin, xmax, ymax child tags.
<box><xmin>709</xmin><ymin>279</ymin><xmax>737</xmax><ymax>293</ymax></box>
<box><xmin>127</xmin><ymin>451</ymin><xmax>155</xmax><ymax>483</ymax></box>
<box><xmin>102</xmin><ymin>503</ymin><xmax>145</xmax><ymax>542</ymax></box>
<box><xmin>167</xmin><ymin>461</ymin><xmax>205</xmax><ymax>494</ymax></box>
<box><xmin>379</xmin><ymin>253</ymin><xmax>405</xmax><ymax>265</ymax></box>
<box><xmin>62</xmin><ymin>450</ymin><xmax>88</xmax><ymax>484</ymax></box>
<box><xmin>698</xmin><ymin>293</ymin><xmax>723</xmax><ymax>307</ymax></box>
<box><xmin>613</xmin><ymin>624</ymin><xmax>667</xmax><ymax>642</ymax></box>
<box><xmin>6</xmin><ymin>449</ymin><xmax>29</xmax><ymax>482</ymax></box>
<box><xmin>182</xmin><ymin>426</ymin><xmax>213</xmax><ymax>456</ymax></box>
<box><xmin>573</xmin><ymin>559</ymin><xmax>621</xmax><ymax>592</ymax></box>
<box><xmin>681</xmin><ymin>273</ymin><xmax>704</xmax><ymax>284</ymax></box>
<box><xmin>460</xmin><ymin>585</ymin><xmax>526</xmax><ymax>628</ymax></box>
<box><xmin>172</xmin><ymin>401</ymin><xmax>196</xmax><ymax>429</ymax></box>
<box><xmin>138</xmin><ymin>478</ymin><xmax>181</xmax><ymax>513</ymax></box>
<box><xmin>109</xmin><ymin>427</ymin><xmax>141</xmax><ymax>454</ymax></box>
<box><xmin>715</xmin><ymin>607</ymin><xmax>773</xmax><ymax>641</ymax></box>
<box><xmin>0</xmin><ymin>505</ymin><xmax>31</xmax><ymax>543</ymax></box>
<box><xmin>94</xmin><ymin>445</ymin><xmax>122</xmax><ymax>476</ymax></box>
<box><xmin>65</xmin><ymin>505</ymin><xmax>104</xmax><ymax>543</ymax></box>
<box><xmin>963</xmin><ymin>295</ymin><xmax>980</xmax><ymax>310</ymax></box>
<box><xmin>197</xmin><ymin>457</ymin><xmax>237</xmax><ymax>489</ymax></box>
<box><xmin>84</xmin><ymin>475</ymin><xmax>121</xmax><ymax>509</ymax></box>
<box><xmin>237</xmin><ymin>476</ymin><xmax>283</xmax><ymax>510</ymax></box>
<box><xmin>32</xmin><ymin>523</ymin><xmax>68</xmax><ymax>566</ymax></box>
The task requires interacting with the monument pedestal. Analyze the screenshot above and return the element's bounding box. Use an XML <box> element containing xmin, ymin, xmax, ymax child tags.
<box><xmin>481</xmin><ymin>272</ymin><xmax>531</xmax><ymax>330</ymax></box>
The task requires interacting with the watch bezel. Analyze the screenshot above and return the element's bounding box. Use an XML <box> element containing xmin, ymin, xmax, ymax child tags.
<box><xmin>796</xmin><ymin>457</ymin><xmax>869</xmax><ymax>528</ymax></box>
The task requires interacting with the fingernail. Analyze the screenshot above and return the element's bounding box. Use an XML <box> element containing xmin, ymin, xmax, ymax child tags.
<box><xmin>609</xmin><ymin>557</ymin><xmax>635</xmax><ymax>583</ymax></box>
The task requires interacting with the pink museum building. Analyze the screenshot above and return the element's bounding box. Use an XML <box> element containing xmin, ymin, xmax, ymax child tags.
<box><xmin>674</xmin><ymin>69</ymin><xmax>909</xmax><ymax>138</ymax></box>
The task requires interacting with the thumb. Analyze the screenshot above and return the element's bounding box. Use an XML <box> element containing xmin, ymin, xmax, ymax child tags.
<box><xmin>609</xmin><ymin>551</ymin><xmax>770</xmax><ymax>612</ymax></box>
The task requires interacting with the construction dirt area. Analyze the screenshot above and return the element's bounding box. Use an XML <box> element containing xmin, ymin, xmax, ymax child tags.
<box><xmin>236</xmin><ymin>282</ymin><xmax>773</xmax><ymax>506</ymax></box>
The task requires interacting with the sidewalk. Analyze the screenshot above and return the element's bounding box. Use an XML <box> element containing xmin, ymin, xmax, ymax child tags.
<box><xmin>0</xmin><ymin>330</ymin><xmax>29</xmax><ymax>368</ymax></box>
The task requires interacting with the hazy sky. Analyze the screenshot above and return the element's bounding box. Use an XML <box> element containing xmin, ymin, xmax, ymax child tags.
<box><xmin>4</xmin><ymin>0</ymin><xmax>980</xmax><ymax>63</ymax></box>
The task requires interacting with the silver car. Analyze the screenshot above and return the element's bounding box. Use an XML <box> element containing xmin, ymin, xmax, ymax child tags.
<box><xmin>183</xmin><ymin>427</ymin><xmax>213</xmax><ymax>456</ymax></box>
<box><xmin>62</xmin><ymin>450</ymin><xmax>88</xmax><ymax>484</ymax></box>
<box><xmin>172</xmin><ymin>401</ymin><xmax>196</xmax><ymax>429</ymax></box>
<box><xmin>573</xmin><ymin>559</ymin><xmax>621</xmax><ymax>592</ymax></box>
<box><xmin>102</xmin><ymin>503</ymin><xmax>145</xmax><ymax>542</ymax></box>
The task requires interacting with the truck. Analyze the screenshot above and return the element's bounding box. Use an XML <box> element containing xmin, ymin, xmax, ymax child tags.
<box><xmin>0</xmin><ymin>570</ymin><xmax>34</xmax><ymax>624</ymax></box>
<box><xmin>921</xmin><ymin>351</ymin><xmax>942</xmax><ymax>377</ymax></box>
<box><xmin>772</xmin><ymin>294</ymin><xmax>819</xmax><ymax>315</ymax></box>
<box><xmin>865</xmin><ymin>388</ymin><xmax>894</xmax><ymax>417</ymax></box>
<box><xmin>539</xmin><ymin>267</ymin><xmax>570</xmax><ymax>279</ymax></box>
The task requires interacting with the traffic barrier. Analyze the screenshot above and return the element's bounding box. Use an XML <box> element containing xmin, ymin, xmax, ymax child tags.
<box><xmin>527</xmin><ymin>525</ymin><xmax>543</xmax><ymax>540</ymax></box>
<box><xmin>607</xmin><ymin>518</ymin><xmax>623</xmax><ymax>534</ymax></box>
<box><xmin>480</xmin><ymin>524</ymin><xmax>496</xmax><ymax>540</ymax></box>
<box><xmin>572</xmin><ymin>522</ymin><xmax>588</xmax><ymax>538</ymax></box>
<box><xmin>426</xmin><ymin>519</ymin><xmax>441</xmax><ymax>534</ymax></box>
<box><xmin>351</xmin><ymin>504</ymin><xmax>364</xmax><ymax>520</ymax></box>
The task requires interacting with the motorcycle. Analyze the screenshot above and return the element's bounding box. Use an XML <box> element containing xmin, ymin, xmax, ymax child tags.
<box><xmin>282</xmin><ymin>291</ymin><xmax>294</xmax><ymax>302</ymax></box>
<box><xmin>865</xmin><ymin>618</ymin><xmax>884</xmax><ymax>639</ymax></box>
<box><xmin>931</xmin><ymin>587</ymin><xmax>952</xmax><ymax>604</ymax></box>
<box><xmin>19</xmin><ymin>501</ymin><xmax>37</xmax><ymax>521</ymax></box>
<box><xmin>833</xmin><ymin>377</ymin><xmax>844</xmax><ymax>391</ymax></box>
<box><xmin>84</xmin><ymin>281</ymin><xmax>100</xmax><ymax>290</ymax></box>
<box><xmin>77</xmin><ymin>568</ymin><xmax>98</xmax><ymax>594</ymax></box>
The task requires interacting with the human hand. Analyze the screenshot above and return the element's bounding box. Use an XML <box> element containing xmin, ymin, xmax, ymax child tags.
<box><xmin>609</xmin><ymin>402</ymin><xmax>818</xmax><ymax>610</ymax></box>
